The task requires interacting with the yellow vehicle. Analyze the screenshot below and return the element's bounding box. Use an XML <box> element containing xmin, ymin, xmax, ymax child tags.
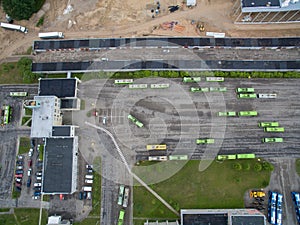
<box><xmin>146</xmin><ymin>144</ymin><xmax>167</xmax><ymax>150</ymax></box>
<box><xmin>250</xmin><ymin>190</ymin><xmax>265</xmax><ymax>198</ymax></box>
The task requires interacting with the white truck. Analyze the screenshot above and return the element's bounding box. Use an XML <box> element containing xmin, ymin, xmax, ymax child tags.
<box><xmin>38</xmin><ymin>32</ymin><xmax>64</xmax><ymax>39</ymax></box>
<box><xmin>0</xmin><ymin>22</ymin><xmax>28</xmax><ymax>33</ymax></box>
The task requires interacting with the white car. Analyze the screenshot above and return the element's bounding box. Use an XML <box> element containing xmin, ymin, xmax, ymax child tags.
<box><xmin>34</xmin><ymin>183</ymin><xmax>42</xmax><ymax>187</ymax></box>
<box><xmin>32</xmin><ymin>195</ymin><xmax>40</xmax><ymax>200</ymax></box>
<box><xmin>17</xmin><ymin>155</ymin><xmax>24</xmax><ymax>160</ymax></box>
<box><xmin>15</xmin><ymin>178</ymin><xmax>22</xmax><ymax>183</ymax></box>
<box><xmin>16</xmin><ymin>166</ymin><xmax>23</xmax><ymax>170</ymax></box>
<box><xmin>36</xmin><ymin>176</ymin><xmax>42</xmax><ymax>181</ymax></box>
<box><xmin>28</xmin><ymin>148</ymin><xmax>33</xmax><ymax>157</ymax></box>
<box><xmin>28</xmin><ymin>168</ymin><xmax>32</xmax><ymax>177</ymax></box>
<box><xmin>36</xmin><ymin>172</ymin><xmax>42</xmax><ymax>176</ymax></box>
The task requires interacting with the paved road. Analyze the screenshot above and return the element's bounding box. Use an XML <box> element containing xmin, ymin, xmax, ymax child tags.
<box><xmin>77</xmin><ymin>78</ymin><xmax>300</xmax><ymax>161</ymax></box>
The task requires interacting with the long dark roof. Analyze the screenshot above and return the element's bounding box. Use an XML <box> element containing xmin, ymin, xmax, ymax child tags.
<box><xmin>232</xmin><ymin>215</ymin><xmax>265</xmax><ymax>225</ymax></box>
<box><xmin>183</xmin><ymin>213</ymin><xmax>228</xmax><ymax>225</ymax></box>
<box><xmin>33</xmin><ymin>37</ymin><xmax>300</xmax><ymax>51</ymax></box>
<box><xmin>242</xmin><ymin>0</ymin><xmax>280</xmax><ymax>7</ymax></box>
<box><xmin>43</xmin><ymin>138</ymin><xmax>74</xmax><ymax>193</ymax></box>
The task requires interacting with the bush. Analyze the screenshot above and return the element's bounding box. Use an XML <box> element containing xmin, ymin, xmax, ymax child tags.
<box><xmin>17</xmin><ymin>57</ymin><xmax>39</xmax><ymax>83</ymax></box>
<box><xmin>3</xmin><ymin>0</ymin><xmax>46</xmax><ymax>20</ymax></box>
<box><xmin>36</xmin><ymin>16</ymin><xmax>44</xmax><ymax>27</ymax></box>
<box><xmin>262</xmin><ymin>161</ymin><xmax>274</xmax><ymax>171</ymax></box>
<box><xmin>254</xmin><ymin>163</ymin><xmax>262</xmax><ymax>172</ymax></box>
<box><xmin>243</xmin><ymin>163</ymin><xmax>251</xmax><ymax>171</ymax></box>
<box><xmin>232</xmin><ymin>162</ymin><xmax>242</xmax><ymax>171</ymax></box>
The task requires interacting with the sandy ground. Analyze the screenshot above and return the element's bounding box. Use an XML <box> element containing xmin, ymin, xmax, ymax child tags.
<box><xmin>0</xmin><ymin>0</ymin><xmax>299</xmax><ymax>61</ymax></box>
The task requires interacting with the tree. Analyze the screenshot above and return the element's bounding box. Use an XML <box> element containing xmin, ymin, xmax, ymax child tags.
<box><xmin>2</xmin><ymin>0</ymin><xmax>45</xmax><ymax>20</ymax></box>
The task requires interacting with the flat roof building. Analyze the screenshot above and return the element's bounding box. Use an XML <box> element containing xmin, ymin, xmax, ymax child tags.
<box><xmin>181</xmin><ymin>209</ymin><xmax>266</xmax><ymax>225</ymax></box>
<box><xmin>43</xmin><ymin>137</ymin><xmax>78</xmax><ymax>194</ymax></box>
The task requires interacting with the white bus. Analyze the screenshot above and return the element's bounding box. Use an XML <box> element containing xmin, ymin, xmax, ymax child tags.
<box><xmin>258</xmin><ymin>93</ymin><xmax>277</xmax><ymax>99</ymax></box>
<box><xmin>38</xmin><ymin>32</ymin><xmax>64</xmax><ymax>39</ymax></box>
<box><xmin>0</xmin><ymin>22</ymin><xmax>28</xmax><ymax>33</ymax></box>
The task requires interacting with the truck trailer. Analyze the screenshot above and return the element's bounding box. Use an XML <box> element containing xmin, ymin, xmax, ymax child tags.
<box><xmin>0</xmin><ymin>22</ymin><xmax>28</xmax><ymax>33</ymax></box>
<box><xmin>38</xmin><ymin>32</ymin><xmax>64</xmax><ymax>39</ymax></box>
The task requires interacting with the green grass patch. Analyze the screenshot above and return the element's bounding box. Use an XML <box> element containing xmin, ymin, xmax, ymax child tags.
<box><xmin>80</xmin><ymin>100</ymin><xmax>85</xmax><ymax>110</ymax></box>
<box><xmin>18</xmin><ymin>137</ymin><xmax>30</xmax><ymax>155</ymax></box>
<box><xmin>296</xmin><ymin>159</ymin><xmax>300</xmax><ymax>176</ymax></box>
<box><xmin>0</xmin><ymin>208</ymin><xmax>10</xmax><ymax>212</ymax></box>
<box><xmin>12</xmin><ymin>187</ymin><xmax>21</xmax><ymax>199</ymax></box>
<box><xmin>74</xmin><ymin>217</ymin><xmax>100</xmax><ymax>225</ymax></box>
<box><xmin>38</xmin><ymin>144</ymin><xmax>44</xmax><ymax>161</ymax></box>
<box><xmin>25</xmin><ymin>108</ymin><xmax>32</xmax><ymax>116</ymax></box>
<box><xmin>14</xmin><ymin>208</ymin><xmax>47</xmax><ymax>225</ymax></box>
<box><xmin>0</xmin><ymin>214</ymin><xmax>15</xmax><ymax>225</ymax></box>
<box><xmin>42</xmin><ymin>195</ymin><xmax>50</xmax><ymax>202</ymax></box>
<box><xmin>133</xmin><ymin>159</ymin><xmax>272</xmax><ymax>218</ymax></box>
<box><xmin>90</xmin><ymin>157</ymin><xmax>101</xmax><ymax>216</ymax></box>
<box><xmin>21</xmin><ymin>117</ymin><xmax>32</xmax><ymax>126</ymax></box>
<box><xmin>36</xmin><ymin>16</ymin><xmax>44</xmax><ymax>27</ymax></box>
<box><xmin>45</xmin><ymin>73</ymin><xmax>68</xmax><ymax>79</ymax></box>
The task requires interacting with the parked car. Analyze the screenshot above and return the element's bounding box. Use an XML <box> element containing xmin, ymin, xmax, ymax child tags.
<box><xmin>15</xmin><ymin>186</ymin><xmax>21</xmax><ymax>192</ymax></box>
<box><xmin>27</xmin><ymin>168</ymin><xmax>32</xmax><ymax>177</ymax></box>
<box><xmin>83</xmin><ymin>191</ymin><xmax>87</xmax><ymax>199</ymax></box>
<box><xmin>34</xmin><ymin>191</ymin><xmax>41</xmax><ymax>196</ymax></box>
<box><xmin>36</xmin><ymin>172</ymin><xmax>42</xmax><ymax>176</ymax></box>
<box><xmin>16</xmin><ymin>160</ymin><xmax>23</xmax><ymax>165</ymax></box>
<box><xmin>15</xmin><ymin>178</ymin><xmax>22</xmax><ymax>183</ymax></box>
<box><xmin>36</xmin><ymin>176</ymin><xmax>42</xmax><ymax>181</ymax></box>
<box><xmin>87</xmin><ymin>192</ymin><xmax>92</xmax><ymax>200</ymax></box>
<box><xmin>17</xmin><ymin>155</ymin><xmax>24</xmax><ymax>160</ymax></box>
<box><xmin>30</xmin><ymin>139</ymin><xmax>35</xmax><ymax>148</ymax></box>
<box><xmin>16</xmin><ymin>166</ymin><xmax>23</xmax><ymax>170</ymax></box>
<box><xmin>32</xmin><ymin>195</ymin><xmax>40</xmax><ymax>200</ymax></box>
<box><xmin>78</xmin><ymin>192</ymin><xmax>83</xmax><ymax>200</ymax></box>
<box><xmin>15</xmin><ymin>174</ymin><xmax>23</xmax><ymax>178</ymax></box>
<box><xmin>34</xmin><ymin>187</ymin><xmax>41</xmax><ymax>191</ymax></box>
<box><xmin>15</xmin><ymin>170</ymin><xmax>23</xmax><ymax>174</ymax></box>
<box><xmin>27</xmin><ymin>178</ymin><xmax>31</xmax><ymax>187</ymax></box>
<box><xmin>28</xmin><ymin>160</ymin><xmax>32</xmax><ymax>167</ymax></box>
<box><xmin>28</xmin><ymin>148</ymin><xmax>33</xmax><ymax>157</ymax></box>
<box><xmin>34</xmin><ymin>183</ymin><xmax>42</xmax><ymax>187</ymax></box>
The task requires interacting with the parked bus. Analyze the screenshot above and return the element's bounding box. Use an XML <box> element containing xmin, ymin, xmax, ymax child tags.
<box><xmin>117</xmin><ymin>185</ymin><xmax>125</xmax><ymax>205</ymax></box>
<box><xmin>0</xmin><ymin>22</ymin><xmax>28</xmax><ymax>33</ymax></box>
<box><xmin>236</xmin><ymin>87</ymin><xmax>255</xmax><ymax>93</ymax></box>
<box><xmin>276</xmin><ymin>193</ymin><xmax>283</xmax><ymax>225</ymax></box>
<box><xmin>238</xmin><ymin>93</ymin><xmax>257</xmax><ymax>99</ymax></box>
<box><xmin>218</xmin><ymin>111</ymin><xmax>236</xmax><ymax>117</ymax></box>
<box><xmin>262</xmin><ymin>138</ymin><xmax>283</xmax><ymax>143</ymax></box>
<box><xmin>217</xmin><ymin>155</ymin><xmax>237</xmax><ymax>160</ymax></box>
<box><xmin>206</xmin><ymin>77</ymin><xmax>224</xmax><ymax>82</ymax></box>
<box><xmin>3</xmin><ymin>105</ymin><xmax>12</xmax><ymax>125</ymax></box>
<box><xmin>118</xmin><ymin>209</ymin><xmax>125</xmax><ymax>225</ymax></box>
<box><xmin>258</xmin><ymin>93</ymin><xmax>277</xmax><ymax>99</ymax></box>
<box><xmin>190</xmin><ymin>87</ymin><xmax>209</xmax><ymax>92</ymax></box>
<box><xmin>38</xmin><ymin>32</ymin><xmax>64</xmax><ymax>39</ymax></box>
<box><xmin>268</xmin><ymin>192</ymin><xmax>277</xmax><ymax>225</ymax></box>
<box><xmin>9</xmin><ymin>92</ymin><xmax>28</xmax><ymax>97</ymax></box>
<box><xmin>169</xmin><ymin>155</ymin><xmax>188</xmax><ymax>160</ymax></box>
<box><xmin>128</xmin><ymin>84</ymin><xmax>148</xmax><ymax>89</ymax></box>
<box><xmin>264</xmin><ymin>127</ymin><xmax>285</xmax><ymax>132</ymax></box>
<box><xmin>209</xmin><ymin>87</ymin><xmax>227</xmax><ymax>92</ymax></box>
<box><xmin>183</xmin><ymin>77</ymin><xmax>201</xmax><ymax>82</ymax></box>
<box><xmin>114</xmin><ymin>79</ymin><xmax>133</xmax><ymax>84</ymax></box>
<box><xmin>238</xmin><ymin>111</ymin><xmax>258</xmax><ymax>116</ymax></box>
<box><xmin>148</xmin><ymin>156</ymin><xmax>168</xmax><ymax>161</ymax></box>
<box><xmin>146</xmin><ymin>144</ymin><xmax>167</xmax><ymax>150</ymax></box>
<box><xmin>258</xmin><ymin>122</ymin><xmax>279</xmax><ymax>127</ymax></box>
<box><xmin>122</xmin><ymin>187</ymin><xmax>130</xmax><ymax>208</ymax></box>
<box><xmin>236</xmin><ymin>154</ymin><xmax>256</xmax><ymax>159</ymax></box>
<box><xmin>128</xmin><ymin>114</ymin><xmax>144</xmax><ymax>128</ymax></box>
<box><xmin>196</xmin><ymin>138</ymin><xmax>215</xmax><ymax>144</ymax></box>
<box><xmin>150</xmin><ymin>84</ymin><xmax>170</xmax><ymax>89</ymax></box>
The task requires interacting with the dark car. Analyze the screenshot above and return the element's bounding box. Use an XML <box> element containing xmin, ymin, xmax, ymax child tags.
<box><xmin>28</xmin><ymin>160</ymin><xmax>32</xmax><ymax>167</ymax></box>
<box><xmin>16</xmin><ymin>160</ymin><xmax>23</xmax><ymax>165</ymax></box>
<box><xmin>168</xmin><ymin>5</ymin><xmax>179</xmax><ymax>12</ymax></box>
<box><xmin>15</xmin><ymin>170</ymin><xmax>23</xmax><ymax>174</ymax></box>
<box><xmin>78</xmin><ymin>192</ymin><xmax>83</xmax><ymax>200</ymax></box>
<box><xmin>83</xmin><ymin>191</ymin><xmax>87</xmax><ymax>199</ymax></box>
<box><xmin>34</xmin><ymin>191</ymin><xmax>41</xmax><ymax>196</ymax></box>
<box><xmin>30</xmin><ymin>139</ymin><xmax>35</xmax><ymax>148</ymax></box>
<box><xmin>15</xmin><ymin>186</ymin><xmax>21</xmax><ymax>192</ymax></box>
<box><xmin>34</xmin><ymin>187</ymin><xmax>41</xmax><ymax>191</ymax></box>
<box><xmin>27</xmin><ymin>178</ymin><xmax>31</xmax><ymax>187</ymax></box>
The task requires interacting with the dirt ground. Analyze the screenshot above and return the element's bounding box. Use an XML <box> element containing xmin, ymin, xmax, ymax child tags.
<box><xmin>0</xmin><ymin>0</ymin><xmax>299</xmax><ymax>61</ymax></box>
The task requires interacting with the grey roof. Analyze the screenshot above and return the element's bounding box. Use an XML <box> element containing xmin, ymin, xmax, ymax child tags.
<box><xmin>52</xmin><ymin>126</ymin><xmax>71</xmax><ymax>137</ymax></box>
<box><xmin>39</xmin><ymin>78</ymin><xmax>77</xmax><ymax>98</ymax></box>
<box><xmin>60</xmin><ymin>98</ymin><xmax>78</xmax><ymax>109</ymax></box>
<box><xmin>182</xmin><ymin>213</ymin><xmax>228</xmax><ymax>225</ymax></box>
<box><xmin>232</xmin><ymin>215</ymin><xmax>265</xmax><ymax>225</ymax></box>
<box><xmin>43</xmin><ymin>138</ymin><xmax>75</xmax><ymax>193</ymax></box>
<box><xmin>31</xmin><ymin>96</ymin><xmax>57</xmax><ymax>138</ymax></box>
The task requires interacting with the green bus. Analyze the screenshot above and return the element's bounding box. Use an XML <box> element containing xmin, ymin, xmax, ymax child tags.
<box><xmin>258</xmin><ymin>122</ymin><xmax>279</xmax><ymax>127</ymax></box>
<box><xmin>183</xmin><ymin>77</ymin><xmax>201</xmax><ymax>82</ymax></box>
<box><xmin>264</xmin><ymin>127</ymin><xmax>285</xmax><ymax>132</ymax></box>
<box><xmin>217</xmin><ymin>155</ymin><xmax>237</xmax><ymax>160</ymax></box>
<box><xmin>3</xmin><ymin>105</ymin><xmax>12</xmax><ymax>125</ymax></box>
<box><xmin>236</xmin><ymin>154</ymin><xmax>256</xmax><ymax>159</ymax></box>
<box><xmin>118</xmin><ymin>209</ymin><xmax>125</xmax><ymax>225</ymax></box>
<box><xmin>9</xmin><ymin>92</ymin><xmax>28</xmax><ymax>97</ymax></box>
<box><xmin>169</xmin><ymin>155</ymin><xmax>188</xmax><ymax>160</ymax></box>
<box><xmin>238</xmin><ymin>111</ymin><xmax>258</xmax><ymax>116</ymax></box>
<box><xmin>236</xmin><ymin>87</ymin><xmax>255</xmax><ymax>93</ymax></box>
<box><xmin>196</xmin><ymin>138</ymin><xmax>215</xmax><ymax>144</ymax></box>
<box><xmin>206</xmin><ymin>77</ymin><xmax>224</xmax><ymax>82</ymax></box>
<box><xmin>150</xmin><ymin>84</ymin><xmax>170</xmax><ymax>89</ymax></box>
<box><xmin>262</xmin><ymin>137</ymin><xmax>283</xmax><ymax>143</ymax></box>
<box><xmin>209</xmin><ymin>87</ymin><xmax>227</xmax><ymax>92</ymax></box>
<box><xmin>190</xmin><ymin>87</ymin><xmax>209</xmax><ymax>92</ymax></box>
<box><xmin>117</xmin><ymin>185</ymin><xmax>125</xmax><ymax>205</ymax></box>
<box><xmin>115</xmin><ymin>79</ymin><xmax>134</xmax><ymax>84</ymax></box>
<box><xmin>218</xmin><ymin>111</ymin><xmax>237</xmax><ymax>117</ymax></box>
<box><xmin>128</xmin><ymin>115</ymin><xmax>144</xmax><ymax>128</ymax></box>
<box><xmin>238</xmin><ymin>93</ymin><xmax>257</xmax><ymax>99</ymax></box>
